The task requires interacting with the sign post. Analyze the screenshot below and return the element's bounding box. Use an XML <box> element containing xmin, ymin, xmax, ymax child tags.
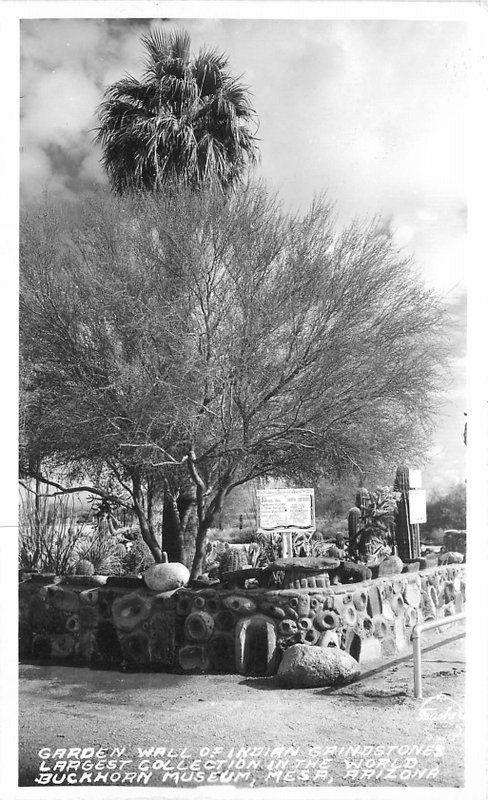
<box><xmin>407</xmin><ymin>469</ymin><xmax>424</xmax><ymax>557</ymax></box>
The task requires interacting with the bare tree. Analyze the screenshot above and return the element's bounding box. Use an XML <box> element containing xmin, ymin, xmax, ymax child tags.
<box><xmin>20</xmin><ymin>185</ymin><xmax>449</xmax><ymax>578</ymax></box>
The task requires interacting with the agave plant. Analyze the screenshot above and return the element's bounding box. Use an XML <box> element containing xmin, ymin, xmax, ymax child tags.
<box><xmin>363</xmin><ymin>486</ymin><xmax>402</xmax><ymax>534</ymax></box>
<box><xmin>355</xmin><ymin>486</ymin><xmax>401</xmax><ymax>564</ymax></box>
<box><xmin>96</xmin><ymin>28</ymin><xmax>259</xmax><ymax>194</ymax></box>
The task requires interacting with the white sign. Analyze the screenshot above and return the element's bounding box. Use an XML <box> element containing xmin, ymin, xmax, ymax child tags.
<box><xmin>257</xmin><ymin>488</ymin><xmax>315</xmax><ymax>531</ymax></box>
<box><xmin>409</xmin><ymin>469</ymin><xmax>423</xmax><ymax>489</ymax></box>
<box><xmin>409</xmin><ymin>489</ymin><xmax>427</xmax><ymax>524</ymax></box>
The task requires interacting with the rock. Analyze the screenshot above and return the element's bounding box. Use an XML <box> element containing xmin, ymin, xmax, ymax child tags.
<box><xmin>404</xmin><ymin>606</ymin><xmax>418</xmax><ymax>629</ymax></box>
<box><xmin>219</xmin><ymin>567</ymin><xmax>263</xmax><ymax>588</ymax></box>
<box><xmin>222</xmin><ymin>595</ymin><xmax>257</xmax><ymax>615</ymax></box>
<box><xmin>340</xmin><ymin>604</ymin><xmax>358</xmax><ymax>627</ymax></box>
<box><xmin>390</xmin><ymin>593</ymin><xmax>405</xmax><ymax>616</ymax></box>
<box><xmin>352</xmin><ymin>589</ymin><xmax>368</xmax><ymax>611</ymax></box>
<box><xmin>367</xmin><ymin>585</ymin><xmax>383</xmax><ymax>617</ymax></box>
<box><xmin>438</xmin><ymin>551</ymin><xmax>464</xmax><ymax>565</ymax></box>
<box><xmin>381</xmin><ymin>635</ymin><xmax>397</xmax><ymax>658</ymax></box>
<box><xmin>317</xmin><ymin>630</ymin><xmax>340</xmax><ymax>648</ymax></box>
<box><xmin>376</xmin><ymin>556</ymin><xmax>404</xmax><ymax>577</ymax></box>
<box><xmin>47</xmin><ymin>586</ymin><xmax>79</xmax><ymax>612</ymax></box>
<box><xmin>269</xmin><ymin>557</ymin><xmax>341</xmax><ymax>573</ymax></box>
<box><xmin>106</xmin><ymin>575</ymin><xmax>143</xmax><ymax>588</ymax></box>
<box><xmin>358</xmin><ymin>636</ymin><xmax>382</xmax><ymax>663</ymax></box>
<box><xmin>143</xmin><ymin>562</ymin><xmax>190</xmax><ymax>592</ymax></box>
<box><xmin>112</xmin><ymin>592</ymin><xmax>151</xmax><ymax>632</ymax></box>
<box><xmin>314</xmin><ymin>609</ymin><xmax>341</xmax><ymax>631</ymax></box>
<box><xmin>29</xmin><ymin>573</ymin><xmax>60</xmax><ymax>585</ymax></box>
<box><xmin>178</xmin><ymin>645</ymin><xmax>210</xmax><ymax>672</ymax></box>
<box><xmin>51</xmin><ymin>633</ymin><xmax>75</xmax><ymax>659</ymax></box>
<box><xmin>60</xmin><ymin>575</ymin><xmax>104</xmax><ymax>588</ymax></box>
<box><xmin>184</xmin><ymin>612</ymin><xmax>215</xmax><ymax>642</ymax></box>
<box><xmin>402</xmin><ymin>562</ymin><xmax>420</xmax><ymax>573</ymax></box>
<box><xmin>277</xmin><ymin>643</ymin><xmax>360</xmax><ymax>688</ymax></box>
<box><xmin>332</xmin><ymin>561</ymin><xmax>372</xmax><ymax>584</ymax></box>
<box><xmin>420</xmin><ymin>590</ymin><xmax>436</xmax><ymax>621</ymax></box>
<box><xmin>382</xmin><ymin>602</ymin><xmax>395</xmax><ymax>622</ymax></box>
<box><xmin>403</xmin><ymin>583</ymin><xmax>421</xmax><ymax>608</ymax></box>
<box><xmin>394</xmin><ymin>617</ymin><xmax>407</xmax><ymax>651</ymax></box>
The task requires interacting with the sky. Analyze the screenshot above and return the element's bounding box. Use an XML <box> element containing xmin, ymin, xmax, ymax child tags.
<box><xmin>19</xmin><ymin>16</ymin><xmax>469</xmax><ymax>494</ymax></box>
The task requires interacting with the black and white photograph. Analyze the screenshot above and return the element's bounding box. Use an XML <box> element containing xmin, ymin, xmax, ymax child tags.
<box><xmin>2</xmin><ymin>1</ymin><xmax>487</xmax><ymax>798</ymax></box>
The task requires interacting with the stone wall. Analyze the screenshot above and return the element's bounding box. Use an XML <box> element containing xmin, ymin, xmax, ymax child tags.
<box><xmin>19</xmin><ymin>564</ymin><xmax>465</xmax><ymax>676</ymax></box>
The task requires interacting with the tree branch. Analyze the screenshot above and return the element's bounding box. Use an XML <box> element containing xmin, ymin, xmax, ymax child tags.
<box><xmin>22</xmin><ymin>472</ymin><xmax>133</xmax><ymax>509</ymax></box>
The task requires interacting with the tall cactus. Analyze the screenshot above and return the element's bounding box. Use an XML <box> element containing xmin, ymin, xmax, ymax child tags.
<box><xmin>355</xmin><ymin>487</ymin><xmax>370</xmax><ymax>517</ymax></box>
<box><xmin>393</xmin><ymin>465</ymin><xmax>420</xmax><ymax>559</ymax></box>
<box><xmin>348</xmin><ymin>507</ymin><xmax>362</xmax><ymax>558</ymax></box>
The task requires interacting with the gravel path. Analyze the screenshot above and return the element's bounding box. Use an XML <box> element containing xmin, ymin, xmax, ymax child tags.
<box><xmin>19</xmin><ymin>634</ymin><xmax>465</xmax><ymax>791</ymax></box>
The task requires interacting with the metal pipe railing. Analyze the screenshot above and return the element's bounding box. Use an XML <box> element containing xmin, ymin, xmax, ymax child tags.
<box><xmin>412</xmin><ymin>612</ymin><xmax>466</xmax><ymax>699</ymax></box>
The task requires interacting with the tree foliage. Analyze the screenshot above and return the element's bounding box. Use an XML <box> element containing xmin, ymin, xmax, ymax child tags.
<box><xmin>96</xmin><ymin>28</ymin><xmax>258</xmax><ymax>194</ymax></box>
<box><xmin>20</xmin><ymin>185</ymin><xmax>449</xmax><ymax>578</ymax></box>
<box><xmin>425</xmin><ymin>482</ymin><xmax>466</xmax><ymax>533</ymax></box>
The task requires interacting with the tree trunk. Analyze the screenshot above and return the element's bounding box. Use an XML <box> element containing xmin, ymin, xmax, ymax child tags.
<box><xmin>178</xmin><ymin>492</ymin><xmax>198</xmax><ymax>566</ymax></box>
<box><xmin>190</xmin><ymin>486</ymin><xmax>228</xmax><ymax>581</ymax></box>
<box><xmin>190</xmin><ymin>518</ymin><xmax>212</xmax><ymax>581</ymax></box>
<box><xmin>131</xmin><ymin>473</ymin><xmax>163</xmax><ymax>563</ymax></box>
<box><xmin>162</xmin><ymin>487</ymin><xmax>197</xmax><ymax>566</ymax></box>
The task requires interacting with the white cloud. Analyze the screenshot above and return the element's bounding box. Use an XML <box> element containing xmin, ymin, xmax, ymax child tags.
<box><xmin>79</xmin><ymin>150</ymin><xmax>106</xmax><ymax>185</ymax></box>
<box><xmin>22</xmin><ymin>69</ymin><xmax>100</xmax><ymax>149</ymax></box>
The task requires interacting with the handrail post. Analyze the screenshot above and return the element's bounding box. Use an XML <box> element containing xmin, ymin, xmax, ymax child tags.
<box><xmin>413</xmin><ymin>629</ymin><xmax>423</xmax><ymax>698</ymax></box>
<box><xmin>412</xmin><ymin>612</ymin><xmax>466</xmax><ymax>699</ymax></box>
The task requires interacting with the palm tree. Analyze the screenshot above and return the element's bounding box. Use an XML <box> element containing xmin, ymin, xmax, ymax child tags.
<box><xmin>96</xmin><ymin>28</ymin><xmax>259</xmax><ymax>194</ymax></box>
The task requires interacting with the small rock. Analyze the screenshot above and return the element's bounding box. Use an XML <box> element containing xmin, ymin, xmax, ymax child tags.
<box><xmin>438</xmin><ymin>551</ymin><xmax>464</xmax><ymax>565</ymax></box>
<box><xmin>277</xmin><ymin>644</ymin><xmax>360</xmax><ymax>688</ymax></box>
<box><xmin>377</xmin><ymin>556</ymin><xmax>404</xmax><ymax>577</ymax></box>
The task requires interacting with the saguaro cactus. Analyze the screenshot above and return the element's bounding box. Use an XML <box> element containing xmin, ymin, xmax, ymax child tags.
<box><xmin>355</xmin><ymin>487</ymin><xmax>370</xmax><ymax>517</ymax></box>
<box><xmin>348</xmin><ymin>507</ymin><xmax>362</xmax><ymax>558</ymax></box>
<box><xmin>393</xmin><ymin>466</ymin><xmax>420</xmax><ymax>560</ymax></box>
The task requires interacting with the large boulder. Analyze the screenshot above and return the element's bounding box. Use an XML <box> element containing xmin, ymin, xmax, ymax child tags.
<box><xmin>277</xmin><ymin>643</ymin><xmax>360</xmax><ymax>688</ymax></box>
<box><xmin>143</xmin><ymin>561</ymin><xmax>190</xmax><ymax>592</ymax></box>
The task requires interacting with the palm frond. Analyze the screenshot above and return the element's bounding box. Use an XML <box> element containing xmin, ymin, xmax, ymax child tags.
<box><xmin>141</xmin><ymin>28</ymin><xmax>191</xmax><ymax>79</ymax></box>
<box><xmin>96</xmin><ymin>26</ymin><xmax>259</xmax><ymax>193</ymax></box>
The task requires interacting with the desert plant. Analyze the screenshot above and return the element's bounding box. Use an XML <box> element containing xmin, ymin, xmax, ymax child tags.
<box><xmin>251</xmin><ymin>531</ymin><xmax>283</xmax><ymax>567</ymax></box>
<box><xmin>120</xmin><ymin>536</ymin><xmax>156</xmax><ymax>575</ymax></box>
<box><xmin>77</xmin><ymin>533</ymin><xmax>124</xmax><ymax>575</ymax></box>
<box><xmin>217</xmin><ymin>545</ymin><xmax>249</xmax><ymax>577</ymax></box>
<box><xmin>19</xmin><ymin>491</ymin><xmax>90</xmax><ymax>574</ymax></box>
<box><xmin>362</xmin><ymin>487</ymin><xmax>401</xmax><ymax>535</ymax></box>
<box><xmin>18</xmin><ymin>488</ymin><xmax>134</xmax><ymax>575</ymax></box>
<box><xmin>347</xmin><ymin>486</ymin><xmax>401</xmax><ymax>564</ymax></box>
<box><xmin>75</xmin><ymin>559</ymin><xmax>95</xmax><ymax>576</ymax></box>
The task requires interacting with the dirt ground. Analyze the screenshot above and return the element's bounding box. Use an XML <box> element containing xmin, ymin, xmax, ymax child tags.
<box><xmin>19</xmin><ymin>632</ymin><xmax>465</xmax><ymax>791</ymax></box>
